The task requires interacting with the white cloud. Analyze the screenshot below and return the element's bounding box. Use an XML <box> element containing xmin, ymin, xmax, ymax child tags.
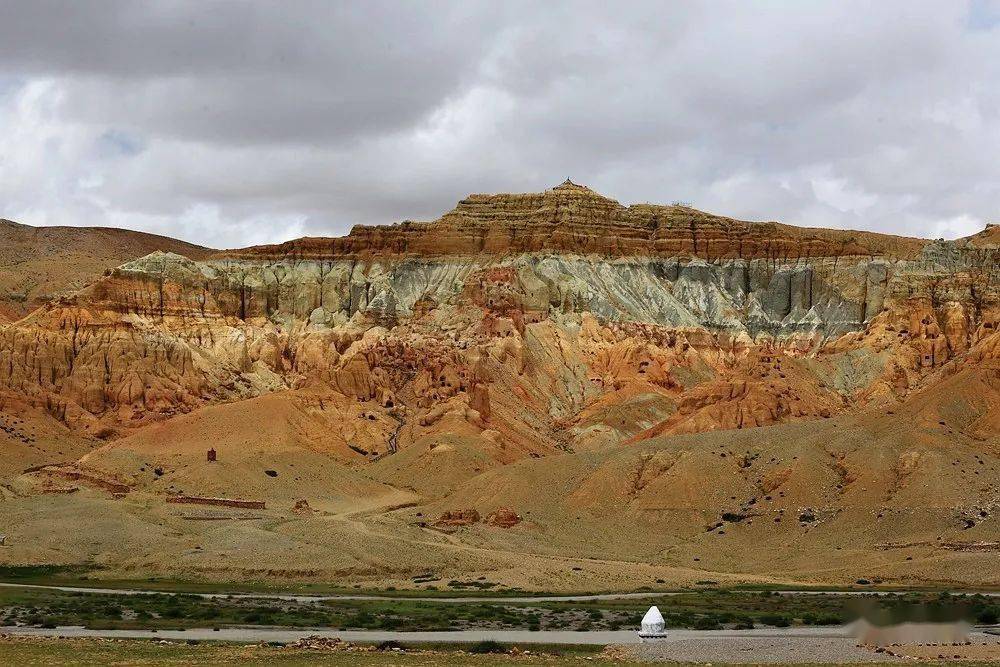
<box><xmin>930</xmin><ymin>214</ymin><xmax>986</xmax><ymax>240</ymax></box>
<box><xmin>0</xmin><ymin>1</ymin><xmax>998</xmax><ymax>247</ymax></box>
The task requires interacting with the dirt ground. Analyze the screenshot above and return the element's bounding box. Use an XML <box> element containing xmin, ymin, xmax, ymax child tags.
<box><xmin>0</xmin><ymin>636</ymin><xmax>625</xmax><ymax>666</ymax></box>
<box><xmin>4</xmin><ymin>635</ymin><xmax>1000</xmax><ymax>666</ymax></box>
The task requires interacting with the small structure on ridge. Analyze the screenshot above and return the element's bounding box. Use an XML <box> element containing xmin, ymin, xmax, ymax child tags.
<box><xmin>206</xmin><ymin>448</ymin><xmax>217</xmax><ymax>462</ymax></box>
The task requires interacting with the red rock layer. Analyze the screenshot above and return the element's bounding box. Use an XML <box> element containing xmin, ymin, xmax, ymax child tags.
<box><xmin>219</xmin><ymin>181</ymin><xmax>928</xmax><ymax>262</ymax></box>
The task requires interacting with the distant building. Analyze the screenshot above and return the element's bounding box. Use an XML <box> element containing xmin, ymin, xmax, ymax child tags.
<box><xmin>207</xmin><ymin>448</ymin><xmax>217</xmax><ymax>462</ymax></box>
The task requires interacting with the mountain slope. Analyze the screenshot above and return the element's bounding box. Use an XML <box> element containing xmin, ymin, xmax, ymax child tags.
<box><xmin>0</xmin><ymin>182</ymin><xmax>996</xmax><ymax>588</ymax></box>
<box><xmin>0</xmin><ymin>217</ymin><xmax>211</xmax><ymax>322</ymax></box>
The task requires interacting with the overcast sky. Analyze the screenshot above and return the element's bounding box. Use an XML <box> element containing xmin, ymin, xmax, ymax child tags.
<box><xmin>1</xmin><ymin>1</ymin><xmax>999</xmax><ymax>248</ymax></box>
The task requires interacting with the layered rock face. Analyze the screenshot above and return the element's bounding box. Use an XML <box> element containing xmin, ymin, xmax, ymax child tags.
<box><xmin>0</xmin><ymin>218</ymin><xmax>210</xmax><ymax>323</ymax></box>
<box><xmin>228</xmin><ymin>180</ymin><xmax>927</xmax><ymax>261</ymax></box>
<box><xmin>0</xmin><ymin>182</ymin><xmax>997</xmax><ymax>453</ymax></box>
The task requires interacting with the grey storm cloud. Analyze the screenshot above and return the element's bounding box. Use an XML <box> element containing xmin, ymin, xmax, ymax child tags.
<box><xmin>0</xmin><ymin>0</ymin><xmax>998</xmax><ymax>248</ymax></box>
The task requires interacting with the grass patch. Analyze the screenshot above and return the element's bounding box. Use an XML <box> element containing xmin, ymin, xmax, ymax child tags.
<box><xmin>2</xmin><ymin>585</ymin><xmax>995</xmax><ymax>633</ymax></box>
<box><xmin>0</xmin><ymin>565</ymin><xmax>90</xmax><ymax>583</ymax></box>
<box><xmin>467</xmin><ymin>639</ymin><xmax>507</xmax><ymax>654</ymax></box>
<box><xmin>0</xmin><ymin>586</ymin><xmax>839</xmax><ymax>631</ymax></box>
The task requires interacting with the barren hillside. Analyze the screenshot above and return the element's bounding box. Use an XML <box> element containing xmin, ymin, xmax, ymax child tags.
<box><xmin>0</xmin><ymin>218</ymin><xmax>211</xmax><ymax>322</ymax></box>
<box><xmin>0</xmin><ymin>182</ymin><xmax>996</xmax><ymax>589</ymax></box>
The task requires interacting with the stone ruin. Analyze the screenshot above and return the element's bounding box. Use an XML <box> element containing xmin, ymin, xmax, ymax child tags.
<box><xmin>166</xmin><ymin>495</ymin><xmax>265</xmax><ymax>510</ymax></box>
<box><xmin>292</xmin><ymin>499</ymin><xmax>315</xmax><ymax>515</ymax></box>
<box><xmin>486</xmin><ymin>507</ymin><xmax>522</xmax><ymax>527</ymax></box>
<box><xmin>434</xmin><ymin>509</ymin><xmax>480</xmax><ymax>527</ymax></box>
<box><xmin>433</xmin><ymin>507</ymin><xmax>524</xmax><ymax>528</ymax></box>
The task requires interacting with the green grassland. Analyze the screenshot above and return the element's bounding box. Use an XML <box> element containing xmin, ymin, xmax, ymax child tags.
<box><xmin>0</xmin><ymin>584</ymin><xmax>997</xmax><ymax>632</ymax></box>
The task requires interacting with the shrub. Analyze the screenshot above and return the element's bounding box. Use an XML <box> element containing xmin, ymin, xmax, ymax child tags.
<box><xmin>468</xmin><ymin>640</ymin><xmax>507</xmax><ymax>654</ymax></box>
<box><xmin>760</xmin><ymin>613</ymin><xmax>790</xmax><ymax>627</ymax></box>
<box><xmin>693</xmin><ymin>616</ymin><xmax>721</xmax><ymax>630</ymax></box>
<box><xmin>977</xmin><ymin>608</ymin><xmax>999</xmax><ymax>625</ymax></box>
<box><xmin>352</xmin><ymin>611</ymin><xmax>375</xmax><ymax>628</ymax></box>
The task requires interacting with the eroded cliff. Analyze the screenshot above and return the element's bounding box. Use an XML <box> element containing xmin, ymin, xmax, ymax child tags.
<box><xmin>0</xmin><ymin>182</ymin><xmax>995</xmax><ymax>451</ymax></box>
<box><xmin>2</xmin><ymin>182</ymin><xmax>999</xmax><ymax>589</ymax></box>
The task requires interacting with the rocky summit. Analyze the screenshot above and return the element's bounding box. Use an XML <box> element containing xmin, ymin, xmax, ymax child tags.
<box><xmin>0</xmin><ymin>182</ymin><xmax>997</xmax><ymax>590</ymax></box>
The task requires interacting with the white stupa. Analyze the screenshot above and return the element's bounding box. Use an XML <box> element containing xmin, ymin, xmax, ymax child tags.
<box><xmin>638</xmin><ymin>605</ymin><xmax>667</xmax><ymax>639</ymax></box>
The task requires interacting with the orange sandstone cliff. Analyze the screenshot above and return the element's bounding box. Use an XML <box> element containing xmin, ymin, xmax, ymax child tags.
<box><xmin>0</xmin><ymin>182</ymin><xmax>997</xmax><ymax>588</ymax></box>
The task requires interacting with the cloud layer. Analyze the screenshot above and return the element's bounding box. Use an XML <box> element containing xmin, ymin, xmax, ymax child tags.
<box><xmin>1</xmin><ymin>1</ymin><xmax>998</xmax><ymax>247</ymax></box>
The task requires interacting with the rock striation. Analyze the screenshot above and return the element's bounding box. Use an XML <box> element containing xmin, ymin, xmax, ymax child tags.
<box><xmin>1</xmin><ymin>182</ymin><xmax>999</xmax><ymax>591</ymax></box>
<box><xmin>226</xmin><ymin>180</ymin><xmax>927</xmax><ymax>261</ymax></box>
<box><xmin>0</xmin><ymin>217</ymin><xmax>210</xmax><ymax>322</ymax></box>
<box><xmin>0</xmin><ymin>182</ymin><xmax>996</xmax><ymax>455</ymax></box>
